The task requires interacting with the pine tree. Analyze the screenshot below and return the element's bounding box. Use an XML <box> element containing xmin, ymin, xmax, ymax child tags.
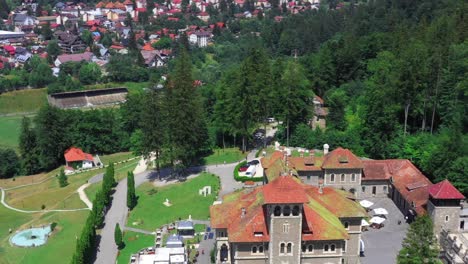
<box><xmin>397</xmin><ymin>215</ymin><xmax>440</xmax><ymax>264</ymax></box>
<box><xmin>19</xmin><ymin>116</ymin><xmax>40</xmax><ymax>175</ymax></box>
<box><xmin>58</xmin><ymin>168</ymin><xmax>68</xmax><ymax>187</ymax></box>
<box><xmin>102</xmin><ymin>163</ymin><xmax>115</xmax><ymax>206</ymax></box>
<box><xmin>127</xmin><ymin>171</ymin><xmax>137</xmax><ymax>210</ymax></box>
<box><xmin>114</xmin><ymin>223</ymin><xmax>124</xmax><ymax>249</ymax></box>
<box><xmin>92</xmin><ymin>190</ymin><xmax>105</xmax><ymax>228</ymax></box>
<box><xmin>165</xmin><ymin>48</ymin><xmax>208</xmax><ymax>169</ymax></box>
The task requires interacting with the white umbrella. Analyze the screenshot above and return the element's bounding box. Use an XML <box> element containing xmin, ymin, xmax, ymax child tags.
<box><xmin>373</xmin><ymin>208</ymin><xmax>389</xmax><ymax>215</ymax></box>
<box><xmin>359</xmin><ymin>200</ymin><xmax>374</xmax><ymax>208</ymax></box>
<box><xmin>361</xmin><ymin>219</ymin><xmax>370</xmax><ymax>226</ymax></box>
<box><xmin>369</xmin><ymin>216</ymin><xmax>386</xmax><ymax>224</ymax></box>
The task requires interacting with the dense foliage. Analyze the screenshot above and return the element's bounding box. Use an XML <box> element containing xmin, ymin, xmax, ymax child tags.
<box><xmin>127</xmin><ymin>171</ymin><xmax>137</xmax><ymax>210</ymax></box>
<box><xmin>397</xmin><ymin>215</ymin><xmax>441</xmax><ymax>264</ymax></box>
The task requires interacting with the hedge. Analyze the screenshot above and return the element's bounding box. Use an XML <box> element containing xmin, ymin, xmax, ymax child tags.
<box><xmin>233</xmin><ymin>161</ymin><xmax>264</xmax><ymax>182</ymax></box>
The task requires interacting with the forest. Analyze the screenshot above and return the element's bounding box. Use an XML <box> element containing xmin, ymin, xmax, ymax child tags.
<box><xmin>1</xmin><ymin>0</ymin><xmax>466</xmax><ymax>195</ymax></box>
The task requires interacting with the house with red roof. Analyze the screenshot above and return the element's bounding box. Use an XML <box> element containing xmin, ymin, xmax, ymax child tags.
<box><xmin>210</xmin><ymin>175</ymin><xmax>366</xmax><ymax>264</ymax></box>
<box><xmin>64</xmin><ymin>147</ymin><xmax>95</xmax><ymax>170</ymax></box>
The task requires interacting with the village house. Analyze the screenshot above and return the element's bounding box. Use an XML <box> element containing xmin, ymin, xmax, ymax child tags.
<box><xmin>64</xmin><ymin>147</ymin><xmax>95</xmax><ymax>171</ymax></box>
<box><xmin>54</xmin><ymin>51</ymin><xmax>94</xmax><ymax>67</ymax></box>
<box><xmin>310</xmin><ymin>95</ymin><xmax>328</xmax><ymax>130</ymax></box>
<box><xmin>189</xmin><ymin>31</ymin><xmax>211</xmax><ymax>47</ymax></box>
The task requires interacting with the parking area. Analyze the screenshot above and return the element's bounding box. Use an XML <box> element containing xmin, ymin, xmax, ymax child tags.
<box><xmin>361</xmin><ymin>197</ymin><xmax>409</xmax><ymax>264</ymax></box>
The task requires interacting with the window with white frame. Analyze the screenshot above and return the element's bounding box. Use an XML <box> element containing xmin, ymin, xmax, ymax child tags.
<box><xmin>287</xmin><ymin>243</ymin><xmax>292</xmax><ymax>254</ymax></box>
<box><xmin>341</xmin><ymin>174</ymin><xmax>345</xmax><ymax>182</ymax></box>
<box><xmin>344</xmin><ymin>221</ymin><xmax>349</xmax><ymax>230</ymax></box>
<box><xmin>307</xmin><ymin>244</ymin><xmax>313</xmax><ymax>252</ymax></box>
<box><xmin>280</xmin><ymin>243</ymin><xmax>285</xmax><ymax>254</ymax></box>
<box><xmin>302</xmin><ymin>244</ymin><xmax>306</xmax><ymax>253</ymax></box>
<box><xmin>343</xmin><ymin>240</ymin><xmax>347</xmax><ymax>252</ymax></box>
<box><xmin>283</xmin><ymin>206</ymin><xmax>291</xmax><ymax>216</ymax></box>
<box><xmin>252</xmin><ymin>246</ymin><xmax>257</xmax><ymax>254</ymax></box>
<box><xmin>330</xmin><ymin>244</ymin><xmax>336</xmax><ymax>252</ymax></box>
<box><xmin>324</xmin><ymin>244</ymin><xmax>336</xmax><ymax>253</ymax></box>
<box><xmin>351</xmin><ymin>173</ymin><xmax>356</xmax><ymax>182</ymax></box>
<box><xmin>324</xmin><ymin>244</ymin><xmax>329</xmax><ymax>252</ymax></box>
<box><xmin>283</xmin><ymin>222</ymin><xmax>290</xmax><ymax>233</ymax></box>
<box><xmin>258</xmin><ymin>245</ymin><xmax>264</xmax><ymax>253</ymax></box>
<box><xmin>330</xmin><ymin>174</ymin><xmax>335</xmax><ymax>182</ymax></box>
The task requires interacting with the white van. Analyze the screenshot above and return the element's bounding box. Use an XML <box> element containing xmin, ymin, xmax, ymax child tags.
<box><xmin>245</xmin><ymin>165</ymin><xmax>256</xmax><ymax>177</ymax></box>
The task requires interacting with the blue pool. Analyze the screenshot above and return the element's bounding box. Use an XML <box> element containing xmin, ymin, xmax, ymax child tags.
<box><xmin>10</xmin><ymin>226</ymin><xmax>52</xmax><ymax>247</ymax></box>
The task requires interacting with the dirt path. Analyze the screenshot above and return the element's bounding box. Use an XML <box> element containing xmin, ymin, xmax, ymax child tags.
<box><xmin>77</xmin><ymin>183</ymin><xmax>93</xmax><ymax>209</ymax></box>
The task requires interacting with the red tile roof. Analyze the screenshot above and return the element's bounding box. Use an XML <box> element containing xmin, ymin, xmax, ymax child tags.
<box><xmin>210</xmin><ymin>175</ymin><xmax>365</xmax><ymax>243</ymax></box>
<box><xmin>57</xmin><ymin>52</ymin><xmax>93</xmax><ymax>63</ymax></box>
<box><xmin>64</xmin><ymin>147</ymin><xmax>93</xmax><ymax>162</ymax></box>
<box><xmin>288</xmin><ymin>156</ymin><xmax>323</xmax><ymax>172</ymax></box>
<box><xmin>390</xmin><ymin>159</ymin><xmax>432</xmax><ymax>215</ymax></box>
<box><xmin>322</xmin><ymin>147</ymin><xmax>363</xmax><ymax>169</ymax></box>
<box><xmin>263</xmin><ymin>176</ymin><xmax>308</xmax><ymax>204</ymax></box>
<box><xmin>362</xmin><ymin>160</ymin><xmax>395</xmax><ymax>181</ymax></box>
<box><xmin>428</xmin><ymin>180</ymin><xmax>465</xmax><ymax>200</ymax></box>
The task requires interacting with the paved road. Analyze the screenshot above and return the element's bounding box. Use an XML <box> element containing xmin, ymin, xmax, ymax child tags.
<box><xmin>361</xmin><ymin>197</ymin><xmax>409</xmax><ymax>264</ymax></box>
<box><xmin>94</xmin><ymin>150</ymin><xmax>258</xmax><ymax>264</ymax></box>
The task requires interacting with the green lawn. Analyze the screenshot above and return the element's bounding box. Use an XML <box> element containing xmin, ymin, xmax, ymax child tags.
<box><xmin>0</xmin><ymin>89</ymin><xmax>47</xmax><ymax>115</ymax></box>
<box><xmin>202</xmin><ymin>148</ymin><xmax>244</xmax><ymax>165</ymax></box>
<box><xmin>84</xmin><ymin>81</ymin><xmax>149</xmax><ymax>95</ymax></box>
<box><xmin>0</xmin><ymin>206</ymin><xmax>88</xmax><ymax>264</ymax></box>
<box><xmin>117</xmin><ymin>231</ymin><xmax>154</xmax><ymax>264</ymax></box>
<box><xmin>127</xmin><ymin>173</ymin><xmax>220</xmax><ymax>231</ymax></box>
<box><xmin>0</xmin><ymin>115</ymin><xmax>31</xmax><ymax>151</ymax></box>
<box><xmin>99</xmin><ymin>152</ymin><xmax>136</xmax><ymax>166</ymax></box>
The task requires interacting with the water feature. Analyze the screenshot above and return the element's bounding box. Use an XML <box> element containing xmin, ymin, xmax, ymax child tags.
<box><xmin>10</xmin><ymin>225</ymin><xmax>52</xmax><ymax>247</ymax></box>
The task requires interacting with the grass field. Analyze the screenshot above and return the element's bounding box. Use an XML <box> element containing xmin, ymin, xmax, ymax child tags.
<box><xmin>0</xmin><ymin>115</ymin><xmax>25</xmax><ymax>151</ymax></box>
<box><xmin>84</xmin><ymin>81</ymin><xmax>149</xmax><ymax>95</ymax></box>
<box><xmin>127</xmin><ymin>173</ymin><xmax>219</xmax><ymax>231</ymax></box>
<box><xmin>0</xmin><ymin>205</ymin><xmax>88</xmax><ymax>264</ymax></box>
<box><xmin>116</xmin><ymin>231</ymin><xmax>154</xmax><ymax>264</ymax></box>
<box><xmin>0</xmin><ymin>89</ymin><xmax>47</xmax><ymax>115</ymax></box>
<box><xmin>202</xmin><ymin>148</ymin><xmax>244</xmax><ymax>165</ymax></box>
<box><xmin>99</xmin><ymin>152</ymin><xmax>136</xmax><ymax>166</ymax></box>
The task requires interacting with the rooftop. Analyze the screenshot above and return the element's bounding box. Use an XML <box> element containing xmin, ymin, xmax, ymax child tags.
<box><xmin>428</xmin><ymin>179</ymin><xmax>465</xmax><ymax>200</ymax></box>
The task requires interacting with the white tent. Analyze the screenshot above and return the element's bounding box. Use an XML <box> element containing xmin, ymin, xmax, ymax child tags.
<box><xmin>369</xmin><ymin>216</ymin><xmax>386</xmax><ymax>224</ymax></box>
<box><xmin>373</xmin><ymin>208</ymin><xmax>389</xmax><ymax>215</ymax></box>
<box><xmin>359</xmin><ymin>200</ymin><xmax>374</xmax><ymax>208</ymax></box>
<box><xmin>361</xmin><ymin>219</ymin><xmax>370</xmax><ymax>226</ymax></box>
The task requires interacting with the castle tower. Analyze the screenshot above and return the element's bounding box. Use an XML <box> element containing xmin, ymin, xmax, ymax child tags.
<box><xmin>427</xmin><ymin>180</ymin><xmax>465</xmax><ymax>238</ymax></box>
<box><xmin>264</xmin><ymin>176</ymin><xmax>306</xmax><ymax>264</ymax></box>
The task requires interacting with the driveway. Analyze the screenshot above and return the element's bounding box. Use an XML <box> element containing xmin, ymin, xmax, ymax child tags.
<box><xmin>94</xmin><ymin>150</ymin><xmax>257</xmax><ymax>264</ymax></box>
<box><xmin>360</xmin><ymin>197</ymin><xmax>409</xmax><ymax>264</ymax></box>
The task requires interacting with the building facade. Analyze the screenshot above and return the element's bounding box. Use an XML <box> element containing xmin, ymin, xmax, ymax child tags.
<box><xmin>210</xmin><ymin>176</ymin><xmax>366</xmax><ymax>264</ymax></box>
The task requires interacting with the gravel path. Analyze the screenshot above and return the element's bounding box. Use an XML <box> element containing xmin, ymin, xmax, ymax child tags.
<box><xmin>77</xmin><ymin>183</ymin><xmax>93</xmax><ymax>209</ymax></box>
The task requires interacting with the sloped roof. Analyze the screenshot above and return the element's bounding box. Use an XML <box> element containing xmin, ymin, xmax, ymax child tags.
<box><xmin>390</xmin><ymin>160</ymin><xmax>432</xmax><ymax>215</ymax></box>
<box><xmin>288</xmin><ymin>156</ymin><xmax>323</xmax><ymax>171</ymax></box>
<box><xmin>322</xmin><ymin>147</ymin><xmax>363</xmax><ymax>169</ymax></box>
<box><xmin>210</xmin><ymin>175</ymin><xmax>365</xmax><ymax>243</ymax></box>
<box><xmin>263</xmin><ymin>176</ymin><xmax>308</xmax><ymax>204</ymax></box>
<box><xmin>64</xmin><ymin>147</ymin><xmax>93</xmax><ymax>162</ymax></box>
<box><xmin>362</xmin><ymin>160</ymin><xmax>394</xmax><ymax>181</ymax></box>
<box><xmin>57</xmin><ymin>52</ymin><xmax>93</xmax><ymax>63</ymax></box>
<box><xmin>428</xmin><ymin>180</ymin><xmax>465</xmax><ymax>200</ymax></box>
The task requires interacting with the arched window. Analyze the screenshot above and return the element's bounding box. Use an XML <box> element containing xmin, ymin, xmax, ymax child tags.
<box><xmin>258</xmin><ymin>246</ymin><xmax>264</xmax><ymax>253</ymax></box>
<box><xmin>302</xmin><ymin>244</ymin><xmax>306</xmax><ymax>253</ymax></box>
<box><xmin>274</xmin><ymin>206</ymin><xmax>281</xmax><ymax>216</ymax></box>
<box><xmin>308</xmin><ymin>244</ymin><xmax>313</xmax><ymax>252</ymax></box>
<box><xmin>292</xmin><ymin>205</ymin><xmax>300</xmax><ymax>216</ymax></box>
<box><xmin>283</xmin><ymin>206</ymin><xmax>291</xmax><ymax>216</ymax></box>
<box><xmin>330</xmin><ymin>244</ymin><xmax>336</xmax><ymax>252</ymax></box>
<box><xmin>330</xmin><ymin>174</ymin><xmax>335</xmax><ymax>182</ymax></box>
<box><xmin>341</xmin><ymin>174</ymin><xmax>345</xmax><ymax>182</ymax></box>
<box><xmin>344</xmin><ymin>221</ymin><xmax>349</xmax><ymax>229</ymax></box>
<box><xmin>287</xmin><ymin>243</ymin><xmax>292</xmax><ymax>254</ymax></box>
<box><xmin>252</xmin><ymin>246</ymin><xmax>257</xmax><ymax>254</ymax></box>
<box><xmin>280</xmin><ymin>243</ymin><xmax>285</xmax><ymax>254</ymax></box>
<box><xmin>324</xmin><ymin>244</ymin><xmax>329</xmax><ymax>252</ymax></box>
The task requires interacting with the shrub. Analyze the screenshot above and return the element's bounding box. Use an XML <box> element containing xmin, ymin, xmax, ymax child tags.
<box><xmin>233</xmin><ymin>161</ymin><xmax>263</xmax><ymax>182</ymax></box>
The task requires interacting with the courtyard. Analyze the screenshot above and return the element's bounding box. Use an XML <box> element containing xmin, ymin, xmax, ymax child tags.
<box><xmin>360</xmin><ymin>197</ymin><xmax>409</xmax><ymax>264</ymax></box>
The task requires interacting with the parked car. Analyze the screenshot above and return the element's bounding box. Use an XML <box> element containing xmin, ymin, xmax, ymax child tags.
<box><xmin>248</xmin><ymin>160</ymin><xmax>260</xmax><ymax>166</ymax></box>
<box><xmin>239</xmin><ymin>165</ymin><xmax>249</xmax><ymax>172</ymax></box>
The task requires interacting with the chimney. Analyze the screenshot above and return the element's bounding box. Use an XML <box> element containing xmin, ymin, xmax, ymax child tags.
<box><xmin>323</xmin><ymin>144</ymin><xmax>329</xmax><ymax>155</ymax></box>
<box><xmin>241</xmin><ymin>207</ymin><xmax>246</xmax><ymax>218</ymax></box>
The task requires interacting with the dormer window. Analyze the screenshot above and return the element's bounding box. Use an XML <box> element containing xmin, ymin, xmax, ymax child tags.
<box><xmin>338</xmin><ymin>156</ymin><xmax>348</xmax><ymax>163</ymax></box>
<box><xmin>254</xmin><ymin>232</ymin><xmax>263</xmax><ymax>237</ymax></box>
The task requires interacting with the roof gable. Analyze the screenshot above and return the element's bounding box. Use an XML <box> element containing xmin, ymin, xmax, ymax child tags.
<box><xmin>322</xmin><ymin>147</ymin><xmax>363</xmax><ymax>169</ymax></box>
<box><xmin>428</xmin><ymin>180</ymin><xmax>465</xmax><ymax>200</ymax></box>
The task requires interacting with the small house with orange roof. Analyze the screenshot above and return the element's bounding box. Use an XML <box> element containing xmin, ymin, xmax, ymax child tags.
<box><xmin>210</xmin><ymin>175</ymin><xmax>366</xmax><ymax>264</ymax></box>
<box><xmin>64</xmin><ymin>147</ymin><xmax>95</xmax><ymax>170</ymax></box>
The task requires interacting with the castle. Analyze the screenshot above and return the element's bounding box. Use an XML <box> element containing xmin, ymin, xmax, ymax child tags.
<box><xmin>210</xmin><ymin>145</ymin><xmax>466</xmax><ymax>264</ymax></box>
